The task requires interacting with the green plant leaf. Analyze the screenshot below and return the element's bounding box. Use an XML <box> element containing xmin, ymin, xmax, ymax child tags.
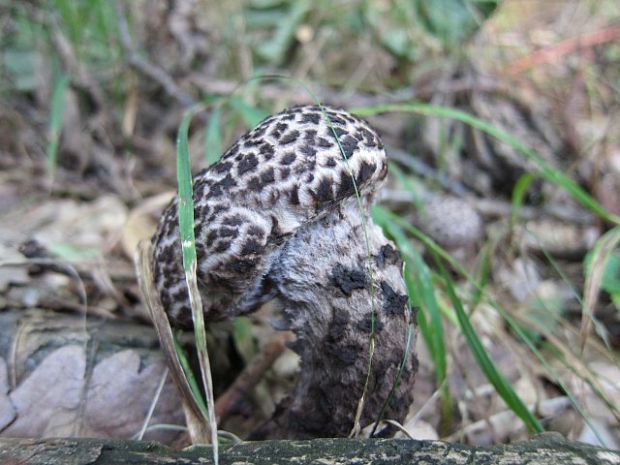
<box><xmin>434</xmin><ymin>256</ymin><xmax>544</xmax><ymax>433</ymax></box>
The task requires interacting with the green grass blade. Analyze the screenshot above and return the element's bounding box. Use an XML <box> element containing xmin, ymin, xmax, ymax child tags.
<box><xmin>176</xmin><ymin>107</ymin><xmax>200</xmax><ymax>270</ymax></box>
<box><xmin>173</xmin><ymin>335</ymin><xmax>209</xmax><ymax>419</ymax></box>
<box><xmin>433</xmin><ymin>255</ymin><xmax>544</xmax><ymax>433</ymax></box>
<box><xmin>468</xmin><ymin>243</ymin><xmax>492</xmax><ymax>313</ymax></box>
<box><xmin>373</xmin><ymin>209</ymin><xmax>601</xmax><ymax>437</ymax></box>
<box><xmin>46</xmin><ymin>74</ymin><xmax>70</xmax><ymax>182</ymax></box>
<box><xmin>353</xmin><ymin>104</ymin><xmax>620</xmax><ymax>225</ymax></box>
<box><xmin>177</xmin><ymin>105</ymin><xmax>219</xmax><ymax>464</ymax></box>
<box><xmin>373</xmin><ymin>207</ymin><xmax>453</xmax><ymax>432</ymax></box>
<box><xmin>511</xmin><ymin>173</ymin><xmax>537</xmax><ymax>232</ymax></box>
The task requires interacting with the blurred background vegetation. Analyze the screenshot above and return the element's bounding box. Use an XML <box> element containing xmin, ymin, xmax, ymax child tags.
<box><xmin>1</xmin><ymin>0</ymin><xmax>620</xmax><ymax>449</ymax></box>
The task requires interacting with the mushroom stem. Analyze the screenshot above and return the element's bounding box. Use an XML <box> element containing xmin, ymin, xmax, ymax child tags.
<box><xmin>254</xmin><ymin>198</ymin><xmax>416</xmax><ymax>438</ymax></box>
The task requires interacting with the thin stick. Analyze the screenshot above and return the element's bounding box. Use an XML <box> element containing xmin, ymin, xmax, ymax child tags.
<box><xmin>138</xmin><ymin>368</ymin><xmax>168</xmax><ymax>440</ymax></box>
<box><xmin>215</xmin><ymin>337</ymin><xmax>288</xmax><ymax>421</ymax></box>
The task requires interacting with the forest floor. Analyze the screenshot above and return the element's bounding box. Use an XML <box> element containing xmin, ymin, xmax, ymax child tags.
<box><xmin>1</xmin><ymin>0</ymin><xmax>619</xmax><ymax>450</ymax></box>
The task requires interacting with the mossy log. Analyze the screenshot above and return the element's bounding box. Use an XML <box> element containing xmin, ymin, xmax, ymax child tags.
<box><xmin>1</xmin><ymin>434</ymin><xmax>618</xmax><ymax>465</ymax></box>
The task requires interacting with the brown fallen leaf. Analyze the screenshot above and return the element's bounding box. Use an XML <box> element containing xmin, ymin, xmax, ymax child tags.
<box><xmin>0</xmin><ymin>358</ymin><xmax>16</xmax><ymax>431</ymax></box>
<box><xmin>2</xmin><ymin>345</ymin><xmax>86</xmax><ymax>438</ymax></box>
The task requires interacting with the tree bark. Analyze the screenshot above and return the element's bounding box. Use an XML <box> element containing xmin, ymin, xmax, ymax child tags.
<box><xmin>0</xmin><ymin>434</ymin><xmax>617</xmax><ymax>465</ymax></box>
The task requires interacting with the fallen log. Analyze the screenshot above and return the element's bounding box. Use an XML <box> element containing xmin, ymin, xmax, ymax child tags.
<box><xmin>0</xmin><ymin>433</ymin><xmax>617</xmax><ymax>465</ymax></box>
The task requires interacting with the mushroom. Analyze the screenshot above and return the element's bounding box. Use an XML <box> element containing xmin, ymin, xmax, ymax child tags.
<box><xmin>151</xmin><ymin>105</ymin><xmax>416</xmax><ymax>438</ymax></box>
<box><xmin>415</xmin><ymin>196</ymin><xmax>483</xmax><ymax>251</ymax></box>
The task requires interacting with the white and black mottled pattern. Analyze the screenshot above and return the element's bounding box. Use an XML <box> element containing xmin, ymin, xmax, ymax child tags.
<box><xmin>150</xmin><ymin>105</ymin><xmax>416</xmax><ymax>438</ymax></box>
<box><xmin>151</xmin><ymin>105</ymin><xmax>387</xmax><ymax>327</ymax></box>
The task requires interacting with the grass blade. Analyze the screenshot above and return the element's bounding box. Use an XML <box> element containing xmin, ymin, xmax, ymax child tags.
<box><xmin>46</xmin><ymin>74</ymin><xmax>70</xmax><ymax>182</ymax></box>
<box><xmin>373</xmin><ymin>207</ymin><xmax>453</xmax><ymax>432</ymax></box>
<box><xmin>433</xmin><ymin>255</ymin><xmax>544</xmax><ymax>433</ymax></box>
<box><xmin>510</xmin><ymin>173</ymin><xmax>537</xmax><ymax>232</ymax></box>
<box><xmin>353</xmin><ymin>103</ymin><xmax>620</xmax><ymax>225</ymax></box>
<box><xmin>177</xmin><ymin>105</ymin><xmax>219</xmax><ymax>464</ymax></box>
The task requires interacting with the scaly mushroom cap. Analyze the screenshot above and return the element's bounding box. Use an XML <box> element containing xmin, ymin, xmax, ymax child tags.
<box><xmin>151</xmin><ymin>105</ymin><xmax>388</xmax><ymax>327</ymax></box>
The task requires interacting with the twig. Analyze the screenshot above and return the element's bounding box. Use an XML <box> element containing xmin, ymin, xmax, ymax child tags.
<box><xmin>138</xmin><ymin>367</ymin><xmax>169</xmax><ymax>440</ymax></box>
<box><xmin>45</xmin><ymin>17</ymin><xmax>106</xmax><ymax>111</ymax></box>
<box><xmin>386</xmin><ymin>145</ymin><xmax>470</xmax><ymax>196</ymax></box>
<box><xmin>507</xmin><ymin>26</ymin><xmax>620</xmax><ymax>75</ymax></box>
<box><xmin>114</xmin><ymin>0</ymin><xmax>196</xmax><ymax>107</ymax></box>
<box><xmin>444</xmin><ymin>397</ymin><xmax>572</xmax><ymax>442</ymax></box>
<box><xmin>214</xmin><ymin>335</ymin><xmax>290</xmax><ymax>422</ymax></box>
<box><xmin>381</xmin><ymin>189</ymin><xmax>596</xmax><ymax>226</ymax></box>
<box><xmin>187</xmin><ymin>74</ymin><xmax>506</xmax><ymax>109</ymax></box>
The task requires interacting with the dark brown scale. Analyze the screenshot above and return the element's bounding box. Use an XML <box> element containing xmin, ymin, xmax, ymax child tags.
<box><xmin>379</xmin><ymin>281</ymin><xmax>408</xmax><ymax>317</ymax></box>
<box><xmin>247</xmin><ymin>225</ymin><xmax>264</xmax><ymax>237</ymax></box>
<box><xmin>280</xmin><ymin>130</ymin><xmax>300</xmax><ymax>145</ymax></box>
<box><xmin>289</xmin><ymin>186</ymin><xmax>300</xmax><ymax>205</ymax></box>
<box><xmin>312</xmin><ymin>177</ymin><xmax>334</xmax><ymax>203</ymax></box>
<box><xmin>252</xmin><ymin>125</ymin><xmax>268</xmax><ymax>138</ymax></box>
<box><xmin>226</xmin><ymin>141</ymin><xmax>241</xmax><ymax>158</ymax></box>
<box><xmin>260</xmin><ymin>167</ymin><xmax>276</xmax><ymax>185</ymax></box>
<box><xmin>220</xmin><ymin>227</ymin><xmax>239</xmax><ymax>238</ymax></box>
<box><xmin>304</xmin><ymin>129</ymin><xmax>317</xmax><ymax>144</ymax></box>
<box><xmin>213</xmin><ymin>161</ymin><xmax>233</xmax><ymax>174</ymax></box>
<box><xmin>158</xmin><ymin>244</ymin><xmax>175</xmax><ymax>266</ymax></box>
<box><xmin>340</xmin><ymin>135</ymin><xmax>359</xmax><ymax>157</ymax></box>
<box><xmin>260</xmin><ymin>142</ymin><xmax>275</xmax><ymax>158</ymax></box>
<box><xmin>210</xmin><ymin>174</ymin><xmax>237</xmax><ymax>197</ymax></box>
<box><xmin>213</xmin><ymin>240</ymin><xmax>231</xmax><ymax>253</ymax></box>
<box><xmin>228</xmin><ymin>258</ymin><xmax>257</xmax><ymax>273</ymax></box>
<box><xmin>356</xmin><ymin>313</ymin><xmax>384</xmax><ymax>334</ymax></box>
<box><xmin>247</xmin><ymin>176</ymin><xmax>263</xmax><ymax>192</ymax></box>
<box><xmin>206</xmin><ymin>229</ymin><xmax>219</xmax><ymax>244</ymax></box>
<box><xmin>300</xmin><ymin>144</ymin><xmax>317</xmax><ymax>158</ymax></box>
<box><xmin>244</xmin><ymin>138</ymin><xmax>261</xmax><ymax>148</ymax></box>
<box><xmin>240</xmin><ymin>238</ymin><xmax>263</xmax><ymax>256</ymax></box>
<box><xmin>326</xmin><ymin>115</ymin><xmax>347</xmax><ymax>126</ymax></box>
<box><xmin>268</xmin><ymin>190</ymin><xmax>280</xmax><ymax>205</ymax></box>
<box><xmin>237</xmin><ymin>153</ymin><xmax>259</xmax><ymax>175</ymax></box>
<box><xmin>317</xmin><ymin>137</ymin><xmax>333</xmax><ymax>148</ymax></box>
<box><xmin>375</xmin><ymin>244</ymin><xmax>401</xmax><ymax>268</ymax></box>
<box><xmin>356</xmin><ymin>160</ymin><xmax>376</xmax><ymax>184</ymax></box>
<box><xmin>302</xmin><ymin>112</ymin><xmax>321</xmax><ymax>125</ymax></box>
<box><xmin>333</xmin><ymin>127</ymin><xmax>347</xmax><ymax>139</ymax></box>
<box><xmin>337</xmin><ymin>170</ymin><xmax>355</xmax><ymax>198</ymax></box>
<box><xmin>281</xmin><ymin>152</ymin><xmax>296</xmax><ymax>165</ymax></box>
<box><xmin>223</xmin><ymin>215</ymin><xmax>243</xmax><ymax>227</ymax></box>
